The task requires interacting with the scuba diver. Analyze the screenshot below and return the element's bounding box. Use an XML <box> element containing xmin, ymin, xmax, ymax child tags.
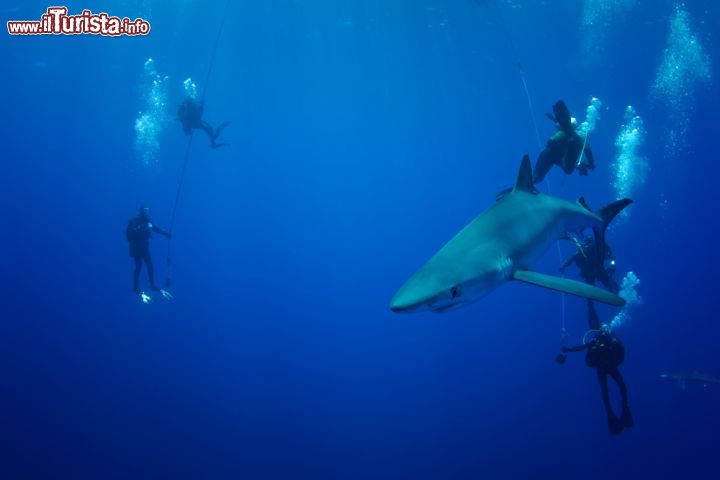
<box><xmin>560</xmin><ymin>196</ymin><xmax>632</xmax><ymax>294</ymax></box>
<box><xmin>177</xmin><ymin>96</ymin><xmax>231</xmax><ymax>149</ymax></box>
<box><xmin>125</xmin><ymin>206</ymin><xmax>172</xmax><ymax>303</ymax></box>
<box><xmin>560</xmin><ymin>235</ymin><xmax>619</xmax><ymax>293</ymax></box>
<box><xmin>557</xmin><ymin>303</ymin><xmax>633</xmax><ymax>436</ymax></box>
<box><xmin>533</xmin><ymin>100</ymin><xmax>595</xmax><ymax>184</ymax></box>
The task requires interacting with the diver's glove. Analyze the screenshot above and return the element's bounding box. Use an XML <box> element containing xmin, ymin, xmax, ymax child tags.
<box><xmin>160</xmin><ymin>289</ymin><xmax>173</xmax><ymax>300</ymax></box>
<box><xmin>140</xmin><ymin>291</ymin><xmax>153</xmax><ymax>304</ymax></box>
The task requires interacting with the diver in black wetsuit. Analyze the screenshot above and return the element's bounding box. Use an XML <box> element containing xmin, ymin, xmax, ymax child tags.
<box><xmin>560</xmin><ymin>235</ymin><xmax>619</xmax><ymax>294</ymax></box>
<box><xmin>560</xmin><ymin>304</ymin><xmax>633</xmax><ymax>436</ymax></box>
<box><xmin>533</xmin><ymin>100</ymin><xmax>595</xmax><ymax>184</ymax></box>
<box><xmin>126</xmin><ymin>206</ymin><xmax>171</xmax><ymax>293</ymax></box>
<box><xmin>178</xmin><ymin>97</ymin><xmax>230</xmax><ymax>149</ymax></box>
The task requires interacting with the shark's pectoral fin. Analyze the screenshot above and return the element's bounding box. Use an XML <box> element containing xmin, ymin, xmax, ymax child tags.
<box><xmin>511</xmin><ymin>269</ymin><xmax>626</xmax><ymax>307</ymax></box>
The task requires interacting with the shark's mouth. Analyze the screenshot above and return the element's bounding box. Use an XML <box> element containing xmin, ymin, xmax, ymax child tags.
<box><xmin>430</xmin><ymin>301</ymin><xmax>467</xmax><ymax>313</ymax></box>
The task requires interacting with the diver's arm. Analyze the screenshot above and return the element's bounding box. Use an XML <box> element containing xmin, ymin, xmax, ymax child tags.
<box><xmin>584</xmin><ymin>145</ymin><xmax>595</xmax><ymax>170</ymax></box>
<box><xmin>559</xmin><ymin>254</ymin><xmax>577</xmax><ymax>273</ymax></box>
<box><xmin>152</xmin><ymin>225</ymin><xmax>171</xmax><ymax>238</ymax></box>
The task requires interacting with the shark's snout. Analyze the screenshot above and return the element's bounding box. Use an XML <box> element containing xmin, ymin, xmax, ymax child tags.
<box><xmin>390</xmin><ymin>279</ymin><xmax>462</xmax><ymax>313</ymax></box>
<box><xmin>389</xmin><ymin>277</ymin><xmax>442</xmax><ymax>313</ymax></box>
<box><xmin>389</xmin><ymin>293</ymin><xmax>426</xmax><ymax>313</ymax></box>
<box><xmin>389</xmin><ymin>303</ymin><xmax>407</xmax><ymax>313</ymax></box>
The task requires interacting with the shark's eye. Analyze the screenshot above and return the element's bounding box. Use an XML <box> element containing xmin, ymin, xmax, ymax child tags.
<box><xmin>450</xmin><ymin>286</ymin><xmax>459</xmax><ymax>299</ymax></box>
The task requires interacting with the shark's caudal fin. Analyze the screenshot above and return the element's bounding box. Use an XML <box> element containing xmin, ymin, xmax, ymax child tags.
<box><xmin>513</xmin><ymin>155</ymin><xmax>537</xmax><ymax>193</ymax></box>
<box><xmin>598</xmin><ymin>198</ymin><xmax>633</xmax><ymax>228</ymax></box>
<box><xmin>578</xmin><ymin>197</ymin><xmax>633</xmax><ymax>231</ymax></box>
<box><xmin>512</xmin><ymin>269</ymin><xmax>626</xmax><ymax>306</ymax></box>
<box><xmin>578</xmin><ymin>197</ymin><xmax>633</xmax><ymax>259</ymax></box>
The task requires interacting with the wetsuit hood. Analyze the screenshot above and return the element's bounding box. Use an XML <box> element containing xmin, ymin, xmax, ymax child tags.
<box><xmin>138</xmin><ymin>206</ymin><xmax>151</xmax><ymax>219</ymax></box>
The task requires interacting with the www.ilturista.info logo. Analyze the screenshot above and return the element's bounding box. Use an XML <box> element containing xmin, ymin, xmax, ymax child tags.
<box><xmin>7</xmin><ymin>7</ymin><xmax>151</xmax><ymax>36</ymax></box>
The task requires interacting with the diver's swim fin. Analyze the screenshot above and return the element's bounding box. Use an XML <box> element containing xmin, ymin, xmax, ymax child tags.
<box><xmin>139</xmin><ymin>291</ymin><xmax>153</xmax><ymax>304</ymax></box>
<box><xmin>621</xmin><ymin>407</ymin><xmax>634</xmax><ymax>428</ymax></box>
<box><xmin>512</xmin><ymin>269</ymin><xmax>626</xmax><ymax>307</ymax></box>
<box><xmin>608</xmin><ymin>415</ymin><xmax>623</xmax><ymax>435</ymax></box>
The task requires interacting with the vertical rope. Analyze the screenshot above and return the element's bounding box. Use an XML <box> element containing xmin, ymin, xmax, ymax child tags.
<box><xmin>199</xmin><ymin>0</ymin><xmax>232</xmax><ymax>103</ymax></box>
<box><xmin>165</xmin><ymin>0</ymin><xmax>232</xmax><ymax>287</ymax></box>
<box><xmin>480</xmin><ymin>0</ymin><xmax>567</xmax><ymax>340</ymax></box>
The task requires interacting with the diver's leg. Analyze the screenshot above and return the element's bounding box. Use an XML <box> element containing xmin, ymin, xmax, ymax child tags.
<box><xmin>597</xmin><ymin>370</ymin><xmax>613</xmax><ymax>417</ymax></box>
<box><xmin>587</xmin><ymin>300</ymin><xmax>600</xmax><ymax>330</ymax></box>
<box><xmin>200</xmin><ymin>121</ymin><xmax>216</xmax><ymax>145</ymax></box>
<box><xmin>145</xmin><ymin>253</ymin><xmax>158</xmax><ymax>290</ymax></box>
<box><xmin>609</xmin><ymin>368</ymin><xmax>628</xmax><ymax>406</ymax></box>
<box><xmin>597</xmin><ymin>369</ymin><xmax>622</xmax><ymax>435</ymax></box>
<box><xmin>210</xmin><ymin>121</ymin><xmax>231</xmax><ymax>149</ymax></box>
<box><xmin>532</xmin><ymin>150</ymin><xmax>554</xmax><ymax>184</ymax></box>
<box><xmin>610</xmin><ymin>368</ymin><xmax>633</xmax><ymax>427</ymax></box>
<box><xmin>133</xmin><ymin>256</ymin><xmax>142</xmax><ymax>293</ymax></box>
<box><xmin>599</xmin><ymin>271</ymin><xmax>620</xmax><ymax>294</ymax></box>
<box><xmin>214</xmin><ymin>120</ymin><xmax>231</xmax><ymax>140</ymax></box>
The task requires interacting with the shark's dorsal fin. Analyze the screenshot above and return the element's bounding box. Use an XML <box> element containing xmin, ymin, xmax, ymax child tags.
<box><xmin>513</xmin><ymin>155</ymin><xmax>536</xmax><ymax>193</ymax></box>
<box><xmin>512</xmin><ymin>269</ymin><xmax>626</xmax><ymax>307</ymax></box>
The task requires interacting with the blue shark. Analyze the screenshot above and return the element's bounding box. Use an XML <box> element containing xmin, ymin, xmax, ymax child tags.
<box><xmin>390</xmin><ymin>156</ymin><xmax>629</xmax><ymax>313</ymax></box>
<box><xmin>660</xmin><ymin>371</ymin><xmax>720</xmax><ymax>390</ymax></box>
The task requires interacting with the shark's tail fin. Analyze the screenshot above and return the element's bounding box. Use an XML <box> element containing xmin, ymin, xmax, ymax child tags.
<box><xmin>577</xmin><ymin>197</ymin><xmax>632</xmax><ymax>231</ymax></box>
<box><xmin>579</xmin><ymin>197</ymin><xmax>633</xmax><ymax>260</ymax></box>
<box><xmin>598</xmin><ymin>198</ymin><xmax>633</xmax><ymax>230</ymax></box>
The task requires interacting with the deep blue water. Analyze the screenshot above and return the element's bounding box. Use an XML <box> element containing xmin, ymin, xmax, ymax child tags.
<box><xmin>2</xmin><ymin>1</ymin><xmax>719</xmax><ymax>478</ymax></box>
